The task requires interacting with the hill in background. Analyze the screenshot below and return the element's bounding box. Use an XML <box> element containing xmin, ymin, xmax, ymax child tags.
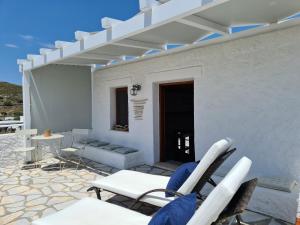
<box><xmin>0</xmin><ymin>82</ymin><xmax>23</xmax><ymax>120</ymax></box>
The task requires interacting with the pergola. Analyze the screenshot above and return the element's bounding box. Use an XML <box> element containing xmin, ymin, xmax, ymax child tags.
<box><xmin>17</xmin><ymin>0</ymin><xmax>300</xmax><ymax>131</ymax></box>
<box><xmin>17</xmin><ymin>0</ymin><xmax>300</xmax><ymax>72</ymax></box>
<box><xmin>14</xmin><ymin>2</ymin><xmax>300</xmax><ymax>222</ymax></box>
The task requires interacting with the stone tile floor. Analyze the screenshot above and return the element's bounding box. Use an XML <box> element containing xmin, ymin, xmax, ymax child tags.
<box><xmin>0</xmin><ymin>134</ymin><xmax>292</xmax><ymax>225</ymax></box>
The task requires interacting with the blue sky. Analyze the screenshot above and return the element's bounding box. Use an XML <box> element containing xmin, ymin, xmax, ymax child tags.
<box><xmin>0</xmin><ymin>0</ymin><xmax>139</xmax><ymax>85</ymax></box>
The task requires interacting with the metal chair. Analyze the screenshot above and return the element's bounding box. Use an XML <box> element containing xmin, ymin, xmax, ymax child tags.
<box><xmin>60</xmin><ymin>129</ymin><xmax>90</xmax><ymax>171</ymax></box>
<box><xmin>13</xmin><ymin>129</ymin><xmax>38</xmax><ymax>169</ymax></box>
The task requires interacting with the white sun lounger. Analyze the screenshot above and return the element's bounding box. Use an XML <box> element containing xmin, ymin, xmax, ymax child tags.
<box><xmin>88</xmin><ymin>139</ymin><xmax>233</xmax><ymax>207</ymax></box>
<box><xmin>32</xmin><ymin>157</ymin><xmax>252</xmax><ymax>225</ymax></box>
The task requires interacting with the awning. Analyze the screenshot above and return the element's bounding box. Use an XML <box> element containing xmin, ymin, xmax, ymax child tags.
<box><xmin>17</xmin><ymin>0</ymin><xmax>300</xmax><ymax>72</ymax></box>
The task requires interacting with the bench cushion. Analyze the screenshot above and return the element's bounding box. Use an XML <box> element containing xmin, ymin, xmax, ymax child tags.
<box><xmin>113</xmin><ymin>147</ymin><xmax>138</xmax><ymax>154</ymax></box>
<box><xmin>102</xmin><ymin>144</ymin><xmax>123</xmax><ymax>150</ymax></box>
<box><xmin>82</xmin><ymin>146</ymin><xmax>144</xmax><ymax>169</ymax></box>
<box><xmin>89</xmin><ymin>141</ymin><xmax>109</xmax><ymax>147</ymax></box>
<box><xmin>79</xmin><ymin>138</ymin><xmax>97</xmax><ymax>144</ymax></box>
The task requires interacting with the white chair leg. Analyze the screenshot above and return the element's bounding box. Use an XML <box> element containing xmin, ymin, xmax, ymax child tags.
<box><xmin>15</xmin><ymin>152</ymin><xmax>22</xmax><ymax>170</ymax></box>
<box><xmin>58</xmin><ymin>156</ymin><xmax>62</xmax><ymax>171</ymax></box>
<box><xmin>60</xmin><ymin>158</ymin><xmax>68</xmax><ymax>170</ymax></box>
<box><xmin>58</xmin><ymin>139</ymin><xmax>65</xmax><ymax>172</ymax></box>
<box><xmin>58</xmin><ymin>151</ymin><xmax>64</xmax><ymax>171</ymax></box>
<box><xmin>34</xmin><ymin>149</ymin><xmax>39</xmax><ymax>169</ymax></box>
<box><xmin>76</xmin><ymin>149</ymin><xmax>86</xmax><ymax>171</ymax></box>
<box><xmin>15</xmin><ymin>152</ymin><xmax>19</xmax><ymax>169</ymax></box>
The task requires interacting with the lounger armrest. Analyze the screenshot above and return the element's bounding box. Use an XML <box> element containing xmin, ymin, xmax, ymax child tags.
<box><xmin>130</xmin><ymin>188</ymin><xmax>184</xmax><ymax>209</ymax></box>
<box><xmin>87</xmin><ymin>186</ymin><xmax>102</xmax><ymax>199</ymax></box>
<box><xmin>208</xmin><ymin>178</ymin><xmax>217</xmax><ymax>187</ymax></box>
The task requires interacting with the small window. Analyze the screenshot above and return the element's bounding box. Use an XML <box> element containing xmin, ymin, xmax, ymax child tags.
<box><xmin>113</xmin><ymin>87</ymin><xmax>129</xmax><ymax>131</ymax></box>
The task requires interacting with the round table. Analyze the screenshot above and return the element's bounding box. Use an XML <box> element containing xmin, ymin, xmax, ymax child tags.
<box><xmin>32</xmin><ymin>134</ymin><xmax>64</xmax><ymax>141</ymax></box>
<box><xmin>31</xmin><ymin>134</ymin><xmax>64</xmax><ymax>163</ymax></box>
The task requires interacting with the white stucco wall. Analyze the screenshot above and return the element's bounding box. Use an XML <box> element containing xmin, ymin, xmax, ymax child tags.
<box><xmin>30</xmin><ymin>65</ymin><xmax>92</xmax><ymax>132</ymax></box>
<box><xmin>92</xmin><ymin>24</ymin><xmax>300</xmax><ymax>182</ymax></box>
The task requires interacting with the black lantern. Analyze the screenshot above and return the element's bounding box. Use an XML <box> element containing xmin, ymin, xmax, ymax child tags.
<box><xmin>130</xmin><ymin>84</ymin><xmax>141</xmax><ymax>96</ymax></box>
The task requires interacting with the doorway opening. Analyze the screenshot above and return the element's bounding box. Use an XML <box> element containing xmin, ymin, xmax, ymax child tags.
<box><xmin>159</xmin><ymin>81</ymin><xmax>195</xmax><ymax>163</ymax></box>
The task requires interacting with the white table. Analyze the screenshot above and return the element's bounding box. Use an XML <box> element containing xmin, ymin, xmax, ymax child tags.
<box><xmin>31</xmin><ymin>134</ymin><xmax>64</xmax><ymax>163</ymax></box>
<box><xmin>32</xmin><ymin>134</ymin><xmax>64</xmax><ymax>141</ymax></box>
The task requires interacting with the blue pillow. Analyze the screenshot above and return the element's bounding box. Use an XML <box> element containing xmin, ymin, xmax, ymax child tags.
<box><xmin>166</xmin><ymin>162</ymin><xmax>198</xmax><ymax>197</ymax></box>
<box><xmin>148</xmin><ymin>193</ymin><xmax>197</xmax><ymax>225</ymax></box>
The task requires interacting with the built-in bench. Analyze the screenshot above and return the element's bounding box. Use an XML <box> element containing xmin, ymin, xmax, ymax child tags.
<box><xmin>73</xmin><ymin>139</ymin><xmax>144</xmax><ymax>169</ymax></box>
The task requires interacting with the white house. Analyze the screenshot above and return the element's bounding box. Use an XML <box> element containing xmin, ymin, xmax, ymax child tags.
<box><xmin>17</xmin><ymin>0</ymin><xmax>300</xmax><ymax>223</ymax></box>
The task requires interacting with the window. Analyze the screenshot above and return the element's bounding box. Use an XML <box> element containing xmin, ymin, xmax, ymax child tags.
<box><xmin>114</xmin><ymin>87</ymin><xmax>129</xmax><ymax>131</ymax></box>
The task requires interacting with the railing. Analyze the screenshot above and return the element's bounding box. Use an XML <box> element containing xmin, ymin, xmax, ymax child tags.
<box><xmin>0</xmin><ymin>120</ymin><xmax>23</xmax><ymax>134</ymax></box>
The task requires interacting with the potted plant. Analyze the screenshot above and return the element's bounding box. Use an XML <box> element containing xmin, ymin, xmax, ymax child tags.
<box><xmin>43</xmin><ymin>129</ymin><xmax>52</xmax><ymax>137</ymax></box>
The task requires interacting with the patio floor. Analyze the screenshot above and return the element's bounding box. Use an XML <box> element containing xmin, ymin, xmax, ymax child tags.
<box><xmin>0</xmin><ymin>134</ymin><xmax>291</xmax><ymax>225</ymax></box>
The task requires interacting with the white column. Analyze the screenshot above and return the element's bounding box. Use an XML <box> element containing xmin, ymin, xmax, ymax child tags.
<box><xmin>91</xmin><ymin>66</ymin><xmax>95</xmax><ymax>131</ymax></box>
<box><xmin>22</xmin><ymin>71</ymin><xmax>31</xmax><ymax>130</ymax></box>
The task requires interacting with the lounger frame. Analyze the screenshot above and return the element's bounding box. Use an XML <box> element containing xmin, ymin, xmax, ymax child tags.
<box><xmin>87</xmin><ymin>148</ymin><xmax>236</xmax><ymax>206</ymax></box>
<box><xmin>194</xmin><ymin>148</ymin><xmax>236</xmax><ymax>198</ymax></box>
<box><xmin>214</xmin><ymin>178</ymin><xmax>258</xmax><ymax>225</ymax></box>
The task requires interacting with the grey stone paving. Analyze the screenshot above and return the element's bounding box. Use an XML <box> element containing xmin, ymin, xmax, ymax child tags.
<box><xmin>0</xmin><ymin>134</ymin><xmax>292</xmax><ymax>225</ymax></box>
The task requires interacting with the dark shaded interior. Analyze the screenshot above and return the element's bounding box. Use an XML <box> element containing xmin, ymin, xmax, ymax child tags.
<box><xmin>116</xmin><ymin>87</ymin><xmax>128</xmax><ymax>126</ymax></box>
<box><xmin>160</xmin><ymin>82</ymin><xmax>195</xmax><ymax>163</ymax></box>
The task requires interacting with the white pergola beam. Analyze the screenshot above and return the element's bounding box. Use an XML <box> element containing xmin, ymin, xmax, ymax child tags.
<box><xmin>74</xmin><ymin>53</ymin><xmax>114</xmax><ymax>61</ymax></box>
<box><xmin>139</xmin><ymin>0</ymin><xmax>160</xmax><ymax>12</ymax></box>
<box><xmin>101</xmin><ymin>17</ymin><xmax>123</xmax><ymax>29</ymax></box>
<box><xmin>55</xmin><ymin>41</ymin><xmax>74</xmax><ymax>49</ymax></box>
<box><xmin>75</xmin><ymin>31</ymin><xmax>93</xmax><ymax>41</ymax></box>
<box><xmin>27</xmin><ymin>54</ymin><xmax>45</xmax><ymax>67</ymax></box>
<box><xmin>112</xmin><ymin>39</ymin><xmax>163</xmax><ymax>50</ymax></box>
<box><xmin>19</xmin><ymin>65</ymin><xmax>23</xmax><ymax>73</ymax></box>
<box><xmin>55</xmin><ymin>62</ymin><xmax>91</xmax><ymax>66</ymax></box>
<box><xmin>18</xmin><ymin>0</ymin><xmax>300</xmax><ymax>73</ymax></box>
<box><xmin>40</xmin><ymin>48</ymin><xmax>53</xmax><ymax>55</ymax></box>
<box><xmin>177</xmin><ymin>15</ymin><xmax>229</xmax><ymax>35</ymax></box>
<box><xmin>27</xmin><ymin>54</ymin><xmax>41</xmax><ymax>61</ymax></box>
<box><xmin>157</xmin><ymin>0</ymin><xmax>170</xmax><ymax>3</ymax></box>
<box><xmin>17</xmin><ymin>59</ymin><xmax>29</xmax><ymax>65</ymax></box>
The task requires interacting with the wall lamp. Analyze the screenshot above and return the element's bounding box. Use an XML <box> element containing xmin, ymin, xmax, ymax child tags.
<box><xmin>130</xmin><ymin>84</ymin><xmax>142</xmax><ymax>96</ymax></box>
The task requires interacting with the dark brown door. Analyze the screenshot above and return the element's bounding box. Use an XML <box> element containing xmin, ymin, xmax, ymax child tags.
<box><xmin>160</xmin><ymin>81</ymin><xmax>195</xmax><ymax>163</ymax></box>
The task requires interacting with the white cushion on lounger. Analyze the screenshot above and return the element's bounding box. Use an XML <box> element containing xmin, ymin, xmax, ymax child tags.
<box><xmin>187</xmin><ymin>157</ymin><xmax>252</xmax><ymax>225</ymax></box>
<box><xmin>33</xmin><ymin>157</ymin><xmax>251</xmax><ymax>225</ymax></box>
<box><xmin>178</xmin><ymin>138</ymin><xmax>232</xmax><ymax>195</ymax></box>
<box><xmin>92</xmin><ymin>170</ymin><xmax>175</xmax><ymax>207</ymax></box>
<box><xmin>91</xmin><ymin>138</ymin><xmax>232</xmax><ymax>207</ymax></box>
<box><xmin>32</xmin><ymin>198</ymin><xmax>151</xmax><ymax>225</ymax></box>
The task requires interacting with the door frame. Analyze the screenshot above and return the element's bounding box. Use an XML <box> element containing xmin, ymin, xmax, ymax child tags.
<box><xmin>159</xmin><ymin>80</ymin><xmax>194</xmax><ymax>162</ymax></box>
